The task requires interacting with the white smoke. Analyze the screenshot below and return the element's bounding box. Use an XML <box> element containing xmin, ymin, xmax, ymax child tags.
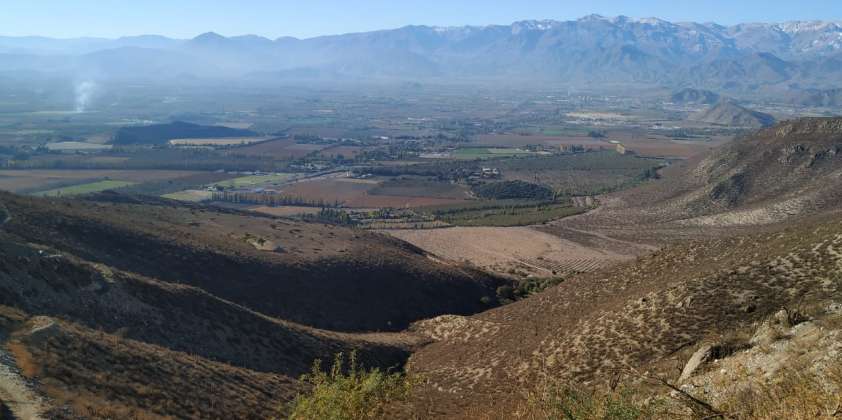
<box><xmin>74</xmin><ymin>81</ymin><xmax>97</xmax><ymax>113</ymax></box>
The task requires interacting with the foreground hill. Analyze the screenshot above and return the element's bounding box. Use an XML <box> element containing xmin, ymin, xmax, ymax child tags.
<box><xmin>409</xmin><ymin>206</ymin><xmax>842</xmax><ymax>418</ymax></box>
<box><xmin>0</xmin><ymin>192</ymin><xmax>506</xmax><ymax>332</ymax></box>
<box><xmin>0</xmin><ymin>192</ymin><xmax>505</xmax><ymax>418</ymax></box>
<box><xmin>0</xmin><ymin>228</ymin><xmax>420</xmax><ymax>418</ymax></box>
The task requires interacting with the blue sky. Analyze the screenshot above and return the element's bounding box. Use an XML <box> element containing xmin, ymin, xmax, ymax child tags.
<box><xmin>3</xmin><ymin>0</ymin><xmax>841</xmax><ymax>39</ymax></box>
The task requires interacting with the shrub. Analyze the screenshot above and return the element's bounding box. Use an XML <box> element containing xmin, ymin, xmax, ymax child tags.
<box><xmin>521</xmin><ymin>383</ymin><xmax>654</xmax><ymax>420</ymax></box>
<box><xmin>287</xmin><ymin>352</ymin><xmax>412</xmax><ymax>420</ymax></box>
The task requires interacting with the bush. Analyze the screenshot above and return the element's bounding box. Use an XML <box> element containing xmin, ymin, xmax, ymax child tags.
<box><xmin>523</xmin><ymin>383</ymin><xmax>653</xmax><ymax>420</ymax></box>
<box><xmin>287</xmin><ymin>352</ymin><xmax>412</xmax><ymax>420</ymax></box>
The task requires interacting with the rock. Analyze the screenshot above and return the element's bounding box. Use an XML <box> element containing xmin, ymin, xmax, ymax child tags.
<box><xmin>751</xmin><ymin>321</ymin><xmax>784</xmax><ymax>346</ymax></box>
<box><xmin>772</xmin><ymin>309</ymin><xmax>789</xmax><ymax>324</ymax></box>
<box><xmin>680</xmin><ymin>344</ymin><xmax>714</xmax><ymax>382</ymax></box>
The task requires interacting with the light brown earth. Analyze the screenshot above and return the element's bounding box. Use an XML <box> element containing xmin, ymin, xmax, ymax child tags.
<box><xmin>281</xmin><ymin>178</ymin><xmax>466</xmax><ymax>208</ymax></box>
<box><xmin>385</xmin><ymin>225</ymin><xmax>652</xmax><ymax>278</ymax></box>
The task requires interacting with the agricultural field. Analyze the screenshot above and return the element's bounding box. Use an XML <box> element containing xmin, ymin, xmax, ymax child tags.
<box><xmin>231</xmin><ymin>138</ymin><xmax>328</xmax><ymax>159</ymax></box>
<box><xmin>280</xmin><ymin>177</ymin><xmax>467</xmax><ymax>208</ymax></box>
<box><xmin>369</xmin><ymin>178</ymin><xmax>471</xmax><ymax>199</ymax></box>
<box><xmin>249</xmin><ymin>205</ymin><xmax>322</xmax><ymax>217</ymax></box>
<box><xmin>169</xmin><ymin>137</ymin><xmax>273</xmax><ymax>146</ymax></box>
<box><xmin>34</xmin><ymin>180</ymin><xmax>136</xmax><ymax>197</ymax></box>
<box><xmin>474</xmin><ymin>131</ymin><xmax>727</xmax><ymax>159</ymax></box>
<box><xmin>473</xmin><ymin>134</ymin><xmax>606</xmax><ymax>148</ymax></box>
<box><xmin>384</xmin><ymin>225</ymin><xmax>638</xmax><ymax>278</ymax></box>
<box><xmin>0</xmin><ymin>169</ymin><xmax>202</xmax><ymax>194</ymax></box>
<box><xmin>318</xmin><ymin>145</ymin><xmax>364</xmax><ymax>159</ymax></box>
<box><xmin>211</xmin><ymin>173</ymin><xmax>299</xmax><ymax>189</ymax></box>
<box><xmin>434</xmin><ymin>202</ymin><xmax>585</xmax><ymax>227</ymax></box>
<box><xmin>450</xmin><ymin>147</ymin><xmax>535</xmax><ymax>160</ymax></box>
<box><xmin>161</xmin><ymin>190</ymin><xmax>212</xmax><ymax>202</ymax></box>
<box><xmin>45</xmin><ymin>141</ymin><xmax>112</xmax><ymax>152</ymax></box>
<box><xmin>496</xmin><ymin>151</ymin><xmax>665</xmax><ymax>195</ymax></box>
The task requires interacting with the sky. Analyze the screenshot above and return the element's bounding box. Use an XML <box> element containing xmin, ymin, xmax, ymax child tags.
<box><xmin>3</xmin><ymin>0</ymin><xmax>841</xmax><ymax>39</ymax></box>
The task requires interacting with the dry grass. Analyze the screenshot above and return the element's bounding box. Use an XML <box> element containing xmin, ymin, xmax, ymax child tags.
<box><xmin>718</xmin><ymin>365</ymin><xmax>842</xmax><ymax>419</ymax></box>
<box><xmin>6</xmin><ymin>342</ymin><xmax>39</xmax><ymax>378</ymax></box>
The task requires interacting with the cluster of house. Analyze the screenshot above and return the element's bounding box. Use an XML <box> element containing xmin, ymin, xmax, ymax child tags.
<box><xmin>466</xmin><ymin>167</ymin><xmax>502</xmax><ymax>183</ymax></box>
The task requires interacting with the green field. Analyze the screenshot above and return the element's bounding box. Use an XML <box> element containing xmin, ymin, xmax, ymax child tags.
<box><xmin>161</xmin><ymin>190</ymin><xmax>212</xmax><ymax>202</ymax></box>
<box><xmin>211</xmin><ymin>173</ymin><xmax>298</xmax><ymax>189</ymax></box>
<box><xmin>441</xmin><ymin>203</ymin><xmax>585</xmax><ymax>227</ymax></box>
<box><xmin>451</xmin><ymin>147</ymin><xmax>534</xmax><ymax>160</ymax></box>
<box><xmin>35</xmin><ymin>180</ymin><xmax>136</xmax><ymax>197</ymax></box>
<box><xmin>421</xmin><ymin>199</ymin><xmax>585</xmax><ymax>227</ymax></box>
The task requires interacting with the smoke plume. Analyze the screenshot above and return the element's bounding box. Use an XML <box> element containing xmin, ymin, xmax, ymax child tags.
<box><xmin>74</xmin><ymin>81</ymin><xmax>97</xmax><ymax>113</ymax></box>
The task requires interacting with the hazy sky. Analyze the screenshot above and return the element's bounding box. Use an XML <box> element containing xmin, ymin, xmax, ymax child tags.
<box><xmin>3</xmin><ymin>0</ymin><xmax>841</xmax><ymax>39</ymax></box>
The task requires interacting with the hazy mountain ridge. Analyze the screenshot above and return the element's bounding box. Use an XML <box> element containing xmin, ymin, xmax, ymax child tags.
<box><xmin>1</xmin><ymin>15</ymin><xmax>842</xmax><ymax>89</ymax></box>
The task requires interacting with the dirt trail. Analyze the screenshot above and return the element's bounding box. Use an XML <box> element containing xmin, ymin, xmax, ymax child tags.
<box><xmin>0</xmin><ymin>343</ymin><xmax>46</xmax><ymax>420</ymax></box>
<box><xmin>0</xmin><ymin>205</ymin><xmax>10</xmax><ymax>226</ymax></box>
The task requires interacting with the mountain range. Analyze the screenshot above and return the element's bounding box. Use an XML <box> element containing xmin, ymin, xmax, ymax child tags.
<box><xmin>2</xmin><ymin>15</ymin><xmax>842</xmax><ymax>92</ymax></box>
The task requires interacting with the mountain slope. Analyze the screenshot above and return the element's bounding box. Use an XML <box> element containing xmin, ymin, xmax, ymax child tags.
<box><xmin>3</xmin><ymin>16</ymin><xmax>842</xmax><ymax>89</ymax></box>
<box><xmin>406</xmin><ymin>118</ymin><xmax>842</xmax><ymax>417</ymax></box>
<box><xmin>408</xmin><ymin>200</ymin><xmax>842</xmax><ymax>418</ymax></box>
<box><xmin>633</xmin><ymin>117</ymin><xmax>842</xmax><ymax>226</ymax></box>
<box><xmin>0</xmin><ymin>192</ymin><xmax>507</xmax><ymax>332</ymax></box>
<box><xmin>0</xmin><ymin>190</ymin><xmax>512</xmax><ymax>417</ymax></box>
<box><xmin>691</xmin><ymin>100</ymin><xmax>776</xmax><ymax>128</ymax></box>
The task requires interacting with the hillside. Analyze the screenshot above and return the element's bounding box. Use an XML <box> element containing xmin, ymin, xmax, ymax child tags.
<box><xmin>0</xmin><ymin>191</ymin><xmax>514</xmax><ymax>418</ymax></box>
<box><xmin>408</xmin><ymin>207</ymin><xmax>842</xmax><ymax>418</ymax></box>
<box><xmin>403</xmin><ymin>118</ymin><xmax>842</xmax><ymax>417</ymax></box>
<box><xmin>0</xmin><ymin>192</ymin><xmax>507</xmax><ymax>332</ymax></box>
<box><xmin>0</xmin><ymin>229</ymin><xmax>419</xmax><ymax>418</ymax></box>
<box><xmin>671</xmin><ymin>88</ymin><xmax>720</xmax><ymax>105</ymax></box>
<box><xmin>112</xmin><ymin>121</ymin><xmax>259</xmax><ymax>145</ymax></box>
<box><xmin>691</xmin><ymin>101</ymin><xmax>776</xmax><ymax>128</ymax></box>
<box><xmin>626</xmin><ymin>117</ymin><xmax>842</xmax><ymax>227</ymax></box>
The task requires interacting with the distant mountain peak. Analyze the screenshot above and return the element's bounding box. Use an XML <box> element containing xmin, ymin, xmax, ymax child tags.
<box><xmin>192</xmin><ymin>32</ymin><xmax>226</xmax><ymax>42</ymax></box>
<box><xmin>578</xmin><ymin>14</ymin><xmax>611</xmax><ymax>23</ymax></box>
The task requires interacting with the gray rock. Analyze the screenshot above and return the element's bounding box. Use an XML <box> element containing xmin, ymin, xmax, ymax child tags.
<box><xmin>680</xmin><ymin>344</ymin><xmax>714</xmax><ymax>382</ymax></box>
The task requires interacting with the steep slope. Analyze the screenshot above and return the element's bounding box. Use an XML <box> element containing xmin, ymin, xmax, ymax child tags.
<box><xmin>691</xmin><ymin>100</ymin><xmax>776</xmax><ymax>128</ymax></box>
<box><xmin>650</xmin><ymin>117</ymin><xmax>842</xmax><ymax>226</ymax></box>
<box><xmin>408</xmin><ymin>209</ymin><xmax>842</xmax><ymax>418</ymax></box>
<box><xmin>0</xmin><ymin>192</ymin><xmax>506</xmax><ymax>332</ymax></box>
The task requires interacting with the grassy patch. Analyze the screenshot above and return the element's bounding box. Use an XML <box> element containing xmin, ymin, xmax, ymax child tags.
<box><xmin>34</xmin><ymin>180</ymin><xmax>136</xmax><ymax>197</ymax></box>
<box><xmin>287</xmin><ymin>352</ymin><xmax>412</xmax><ymax>420</ymax></box>
<box><xmin>441</xmin><ymin>203</ymin><xmax>585</xmax><ymax>227</ymax></box>
<box><xmin>161</xmin><ymin>190</ymin><xmax>212</xmax><ymax>202</ymax></box>
<box><xmin>212</xmin><ymin>173</ymin><xmax>297</xmax><ymax>189</ymax></box>
<box><xmin>452</xmin><ymin>147</ymin><xmax>533</xmax><ymax>160</ymax></box>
